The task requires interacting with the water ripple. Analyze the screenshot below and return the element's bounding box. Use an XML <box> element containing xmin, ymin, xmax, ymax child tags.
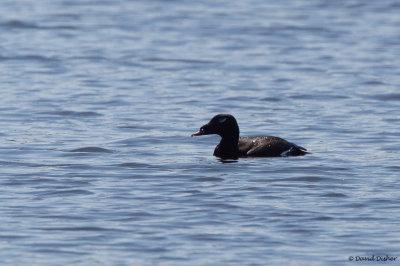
<box><xmin>69</xmin><ymin>147</ymin><xmax>113</xmax><ymax>153</ymax></box>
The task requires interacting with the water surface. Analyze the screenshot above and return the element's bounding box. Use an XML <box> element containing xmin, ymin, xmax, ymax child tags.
<box><xmin>1</xmin><ymin>0</ymin><xmax>400</xmax><ymax>265</ymax></box>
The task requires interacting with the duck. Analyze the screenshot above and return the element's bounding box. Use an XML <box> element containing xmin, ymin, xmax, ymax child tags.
<box><xmin>191</xmin><ymin>114</ymin><xmax>307</xmax><ymax>159</ymax></box>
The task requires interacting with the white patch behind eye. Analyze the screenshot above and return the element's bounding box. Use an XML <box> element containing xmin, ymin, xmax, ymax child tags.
<box><xmin>218</xmin><ymin>117</ymin><xmax>227</xmax><ymax>123</ymax></box>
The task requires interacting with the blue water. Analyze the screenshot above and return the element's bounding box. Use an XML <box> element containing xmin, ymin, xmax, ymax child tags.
<box><xmin>1</xmin><ymin>0</ymin><xmax>400</xmax><ymax>265</ymax></box>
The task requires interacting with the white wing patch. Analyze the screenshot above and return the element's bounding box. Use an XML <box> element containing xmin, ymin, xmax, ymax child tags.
<box><xmin>280</xmin><ymin>147</ymin><xmax>293</xmax><ymax>157</ymax></box>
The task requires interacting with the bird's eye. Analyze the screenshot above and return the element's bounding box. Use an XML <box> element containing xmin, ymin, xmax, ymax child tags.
<box><xmin>218</xmin><ymin>117</ymin><xmax>227</xmax><ymax>123</ymax></box>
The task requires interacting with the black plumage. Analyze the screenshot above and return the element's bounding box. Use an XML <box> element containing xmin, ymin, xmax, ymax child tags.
<box><xmin>191</xmin><ymin>114</ymin><xmax>307</xmax><ymax>159</ymax></box>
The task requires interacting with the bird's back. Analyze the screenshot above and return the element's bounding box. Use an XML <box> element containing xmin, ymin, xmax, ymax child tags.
<box><xmin>238</xmin><ymin>136</ymin><xmax>307</xmax><ymax>157</ymax></box>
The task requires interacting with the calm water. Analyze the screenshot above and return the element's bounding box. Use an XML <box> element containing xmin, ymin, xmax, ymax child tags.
<box><xmin>1</xmin><ymin>0</ymin><xmax>400</xmax><ymax>265</ymax></box>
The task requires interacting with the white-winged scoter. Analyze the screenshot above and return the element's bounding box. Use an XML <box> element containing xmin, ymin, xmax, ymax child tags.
<box><xmin>191</xmin><ymin>114</ymin><xmax>307</xmax><ymax>159</ymax></box>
